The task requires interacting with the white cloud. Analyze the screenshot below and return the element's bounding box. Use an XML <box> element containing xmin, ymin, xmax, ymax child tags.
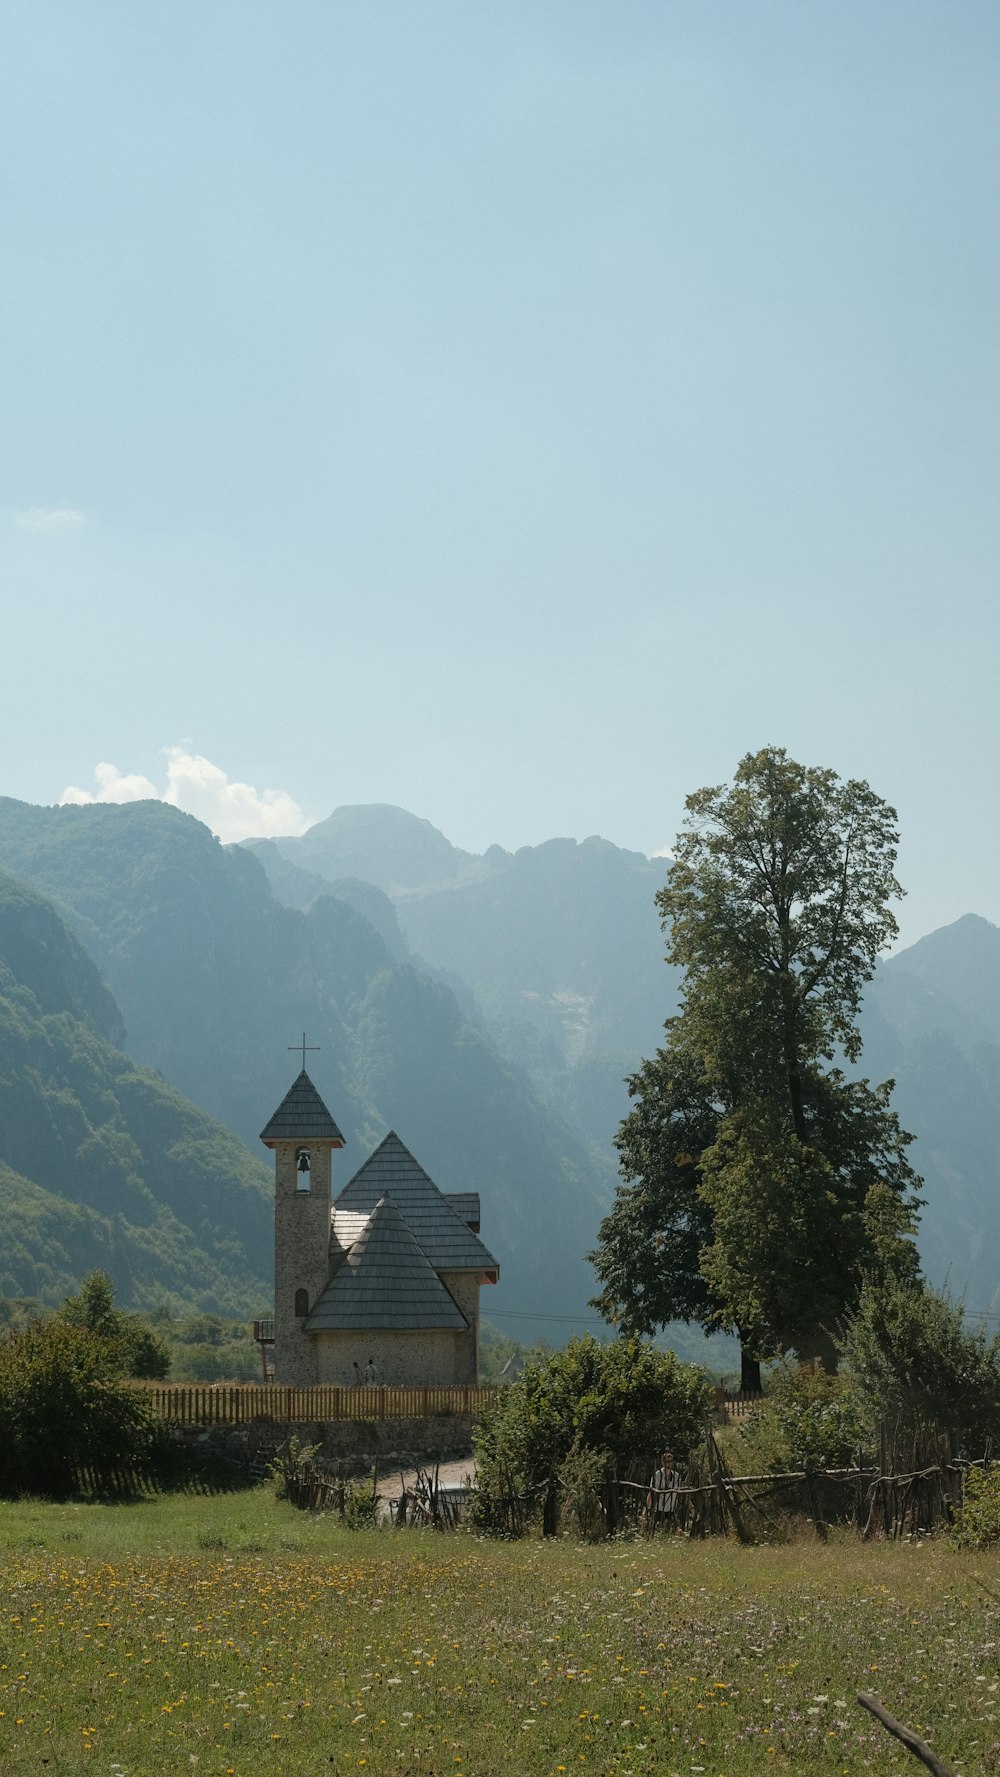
<box><xmin>161</xmin><ymin>748</ymin><xmax>307</xmax><ymax>841</ymax></box>
<box><xmin>15</xmin><ymin>507</ymin><xmax>86</xmax><ymax>530</ymax></box>
<box><xmin>650</xmin><ymin>845</ymin><xmax>675</xmax><ymax>860</ymax></box>
<box><xmin>61</xmin><ymin>762</ymin><xmax>159</xmax><ymax>805</ymax></box>
<box><xmin>59</xmin><ymin>750</ymin><xmax>308</xmax><ymax>843</ymax></box>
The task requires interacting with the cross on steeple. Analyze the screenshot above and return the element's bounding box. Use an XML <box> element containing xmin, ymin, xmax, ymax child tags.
<box><xmin>289</xmin><ymin>1032</ymin><xmax>320</xmax><ymax>1073</ymax></box>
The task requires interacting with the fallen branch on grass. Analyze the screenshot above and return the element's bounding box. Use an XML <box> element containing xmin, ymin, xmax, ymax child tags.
<box><xmin>857</xmin><ymin>1692</ymin><xmax>955</xmax><ymax>1777</ymax></box>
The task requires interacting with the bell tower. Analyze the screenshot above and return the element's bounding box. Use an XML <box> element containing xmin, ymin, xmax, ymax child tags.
<box><xmin>260</xmin><ymin>1050</ymin><xmax>345</xmax><ymax>1386</ymax></box>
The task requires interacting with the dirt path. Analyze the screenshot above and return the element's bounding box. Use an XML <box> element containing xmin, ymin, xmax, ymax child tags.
<box><xmin>376</xmin><ymin>1455</ymin><xmax>476</xmax><ymax>1521</ymax></box>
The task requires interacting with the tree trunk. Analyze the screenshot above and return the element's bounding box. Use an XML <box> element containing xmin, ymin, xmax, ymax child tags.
<box><xmin>542</xmin><ymin>1476</ymin><xmax>558</xmax><ymax>1537</ymax></box>
<box><xmin>739</xmin><ymin>1341</ymin><xmax>762</xmax><ymax>1395</ymax></box>
<box><xmin>780</xmin><ymin>987</ymin><xmax>809</xmax><ymax>1144</ymax></box>
<box><xmin>797</xmin><ymin>1327</ymin><xmax>839</xmax><ymax>1374</ymax></box>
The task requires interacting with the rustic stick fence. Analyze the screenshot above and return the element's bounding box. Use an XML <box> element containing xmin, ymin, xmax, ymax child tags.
<box><xmin>130</xmin><ymin>1381</ymin><xmax>502</xmax><ymax>1425</ymax></box>
<box><xmin>615</xmin><ymin>1430</ymin><xmax>975</xmax><ymax>1540</ymax></box>
<box><xmin>393</xmin><ymin>1462</ymin><xmax>468</xmax><ymax>1530</ymax></box>
<box><xmin>276</xmin><ymin>1446</ymin><xmax>380</xmax><ymax>1516</ymax></box>
<box><xmin>469</xmin><ymin>1426</ymin><xmax>986</xmax><ymax>1542</ymax></box>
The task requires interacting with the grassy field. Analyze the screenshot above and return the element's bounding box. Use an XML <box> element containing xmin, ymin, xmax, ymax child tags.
<box><xmin>1</xmin><ymin>1490</ymin><xmax>999</xmax><ymax>1777</ymax></box>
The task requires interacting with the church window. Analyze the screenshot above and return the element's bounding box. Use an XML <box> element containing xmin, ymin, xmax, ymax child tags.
<box><xmin>294</xmin><ymin>1288</ymin><xmax>309</xmax><ymax>1318</ymax></box>
<box><xmin>295</xmin><ymin>1147</ymin><xmax>311</xmax><ymax>1190</ymax></box>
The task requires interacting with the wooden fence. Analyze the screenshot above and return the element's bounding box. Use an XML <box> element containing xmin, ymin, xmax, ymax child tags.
<box><xmin>717</xmin><ymin>1389</ymin><xmax>760</xmax><ymax>1421</ymax></box>
<box><xmin>279</xmin><ymin>1454</ymin><xmax>467</xmax><ymax>1530</ymax></box>
<box><xmin>617</xmin><ymin>1427</ymin><xmax>973</xmax><ymax>1542</ymax></box>
<box><xmin>471</xmin><ymin>1428</ymin><xmax>979</xmax><ymax>1542</ymax></box>
<box><xmin>130</xmin><ymin>1381</ymin><xmax>502</xmax><ymax>1425</ymax></box>
<box><xmin>620</xmin><ymin>1457</ymin><xmax>969</xmax><ymax>1541</ymax></box>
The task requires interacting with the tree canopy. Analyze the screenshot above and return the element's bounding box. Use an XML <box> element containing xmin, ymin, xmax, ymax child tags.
<box><xmin>57</xmin><ymin>1271</ymin><xmax>170</xmax><ymax>1379</ymax></box>
<box><xmin>591</xmin><ymin>747</ymin><xmax>922</xmax><ymax>1371</ymax></box>
<box><xmin>589</xmin><ymin>1048</ymin><xmax>722</xmax><ymax>1336</ymax></box>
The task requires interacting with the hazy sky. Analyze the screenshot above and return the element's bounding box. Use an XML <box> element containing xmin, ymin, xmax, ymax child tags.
<box><xmin>2</xmin><ymin>2</ymin><xmax>997</xmax><ymax>944</ymax></box>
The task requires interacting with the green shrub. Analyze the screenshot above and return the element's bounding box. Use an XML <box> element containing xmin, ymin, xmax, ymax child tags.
<box><xmin>270</xmin><ymin>1435</ymin><xmax>321</xmax><ymax>1501</ymax></box>
<box><xmin>472</xmin><ymin>1333</ymin><xmax>711</xmax><ymax>1536</ymax></box>
<box><xmin>953</xmin><ymin>1465</ymin><xmax>1000</xmax><ymax>1548</ymax></box>
<box><xmin>343</xmin><ymin>1470</ymin><xmax>380</xmax><ymax>1530</ymax></box>
<box><xmin>58</xmin><ymin>1272</ymin><xmax>170</xmax><ymax>1379</ymax></box>
<box><xmin>744</xmin><ymin>1363</ymin><xmax>866</xmax><ymax>1470</ymax></box>
<box><xmin>0</xmin><ymin>1318</ymin><xmax>154</xmax><ymax>1498</ymax></box>
<box><xmin>557</xmin><ymin>1441</ymin><xmax>612</xmax><ymax>1540</ymax></box>
<box><xmin>842</xmin><ymin>1279</ymin><xmax>1000</xmax><ymax>1454</ymax></box>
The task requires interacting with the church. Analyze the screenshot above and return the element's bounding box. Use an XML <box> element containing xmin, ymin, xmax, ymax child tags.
<box><xmin>260</xmin><ymin>1066</ymin><xmax>499</xmax><ymax>1386</ymax></box>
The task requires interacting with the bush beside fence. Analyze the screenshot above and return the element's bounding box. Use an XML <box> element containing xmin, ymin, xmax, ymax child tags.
<box><xmin>130</xmin><ymin>1381</ymin><xmax>502</xmax><ymax>1425</ymax></box>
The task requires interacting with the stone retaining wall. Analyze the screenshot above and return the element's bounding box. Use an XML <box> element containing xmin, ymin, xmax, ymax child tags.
<box><xmin>171</xmin><ymin>1414</ymin><xmax>476</xmax><ymax>1481</ymax></box>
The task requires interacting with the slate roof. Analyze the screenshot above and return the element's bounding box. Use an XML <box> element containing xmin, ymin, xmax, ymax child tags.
<box><xmin>260</xmin><ymin>1071</ymin><xmax>346</xmax><ymax>1146</ymax></box>
<box><xmin>305</xmin><ymin>1197</ymin><xmax>469</xmax><ymax>1331</ymax></box>
<box><xmin>330</xmin><ymin>1208</ymin><xmax>369</xmax><ymax>1256</ymax></box>
<box><xmin>443</xmin><ymin>1192</ymin><xmax>480</xmax><ymax>1231</ymax></box>
<box><xmin>335</xmin><ymin>1132</ymin><xmax>499</xmax><ymax>1278</ymax></box>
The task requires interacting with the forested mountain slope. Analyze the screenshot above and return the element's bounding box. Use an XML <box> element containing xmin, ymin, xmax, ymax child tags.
<box><xmin>0</xmin><ymin>799</ymin><xmax>611</xmax><ymax>1326</ymax></box>
<box><xmin>0</xmin><ymin>870</ymin><xmax>272</xmax><ymax>1310</ymax></box>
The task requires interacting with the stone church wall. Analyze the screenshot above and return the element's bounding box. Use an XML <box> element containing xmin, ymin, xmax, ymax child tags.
<box><xmin>314</xmin><ymin>1327</ymin><xmax>470</xmax><ymax>1387</ymax></box>
<box><xmin>438</xmin><ymin>1272</ymin><xmax>481</xmax><ymax>1383</ymax></box>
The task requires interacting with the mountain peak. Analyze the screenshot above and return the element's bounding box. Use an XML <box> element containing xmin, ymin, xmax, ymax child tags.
<box><xmin>279</xmin><ymin>804</ymin><xmax>484</xmax><ymax>897</ymax></box>
<box><xmin>893</xmin><ymin>911</ymin><xmax>1000</xmax><ymax>965</ymax></box>
<box><xmin>887</xmin><ymin>911</ymin><xmax>1000</xmax><ymax>1044</ymax></box>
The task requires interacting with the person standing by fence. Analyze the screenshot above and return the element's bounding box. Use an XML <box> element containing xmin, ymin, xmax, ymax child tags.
<box><xmin>647</xmin><ymin>1450</ymin><xmax>680</xmax><ymax>1529</ymax></box>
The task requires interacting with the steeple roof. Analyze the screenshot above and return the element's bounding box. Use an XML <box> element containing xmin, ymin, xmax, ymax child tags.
<box><xmin>305</xmin><ymin>1196</ymin><xmax>469</xmax><ymax>1331</ymax></box>
<box><xmin>335</xmin><ymin>1131</ymin><xmax>498</xmax><ymax>1277</ymax></box>
<box><xmin>259</xmin><ymin>1070</ymin><xmax>345</xmax><ymax>1146</ymax></box>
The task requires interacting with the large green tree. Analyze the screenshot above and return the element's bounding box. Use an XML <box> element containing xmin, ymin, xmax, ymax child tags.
<box><xmin>589</xmin><ymin>1048</ymin><xmax>722</xmax><ymax>1332</ymax></box>
<box><xmin>591</xmin><ymin>747</ymin><xmax>922</xmax><ymax>1375</ymax></box>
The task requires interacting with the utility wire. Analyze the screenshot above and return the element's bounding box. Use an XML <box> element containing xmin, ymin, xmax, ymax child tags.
<box><xmin>488</xmin><ymin>1303</ymin><xmax>1000</xmax><ymax>1327</ymax></box>
<box><xmin>487</xmin><ymin>1308</ymin><xmax>610</xmax><ymax>1325</ymax></box>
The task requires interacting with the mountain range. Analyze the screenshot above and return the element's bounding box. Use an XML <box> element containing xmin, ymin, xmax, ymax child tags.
<box><xmin>249</xmin><ymin>807</ymin><xmax>677</xmax><ymax>1157</ymax></box>
<box><xmin>0</xmin><ymin>794</ymin><xmax>998</xmax><ymax>1335</ymax></box>
<box><xmin>0</xmin><ymin>798</ymin><xmax>610</xmax><ymax>1330</ymax></box>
